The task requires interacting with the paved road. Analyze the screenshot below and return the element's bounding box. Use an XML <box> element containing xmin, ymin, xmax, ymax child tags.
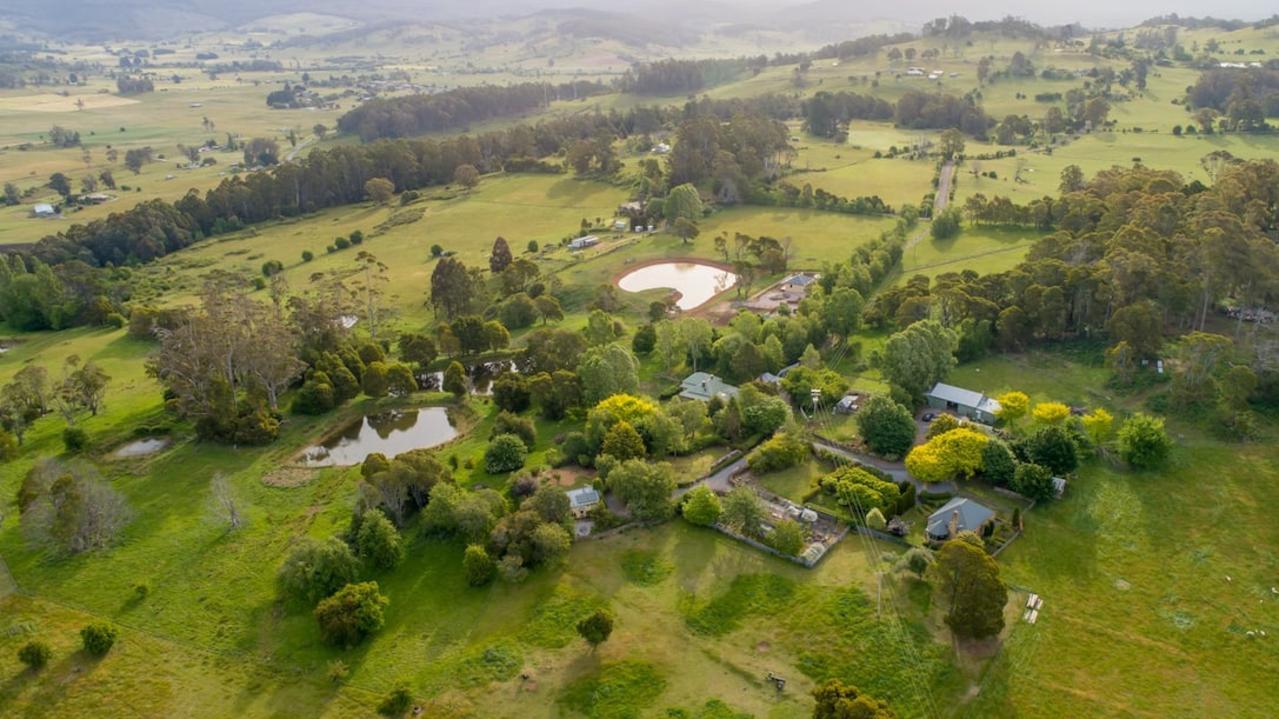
<box><xmin>811</xmin><ymin>437</ymin><xmax>959</xmax><ymax>495</ymax></box>
<box><xmin>675</xmin><ymin>456</ymin><xmax>748</xmax><ymax>499</ymax></box>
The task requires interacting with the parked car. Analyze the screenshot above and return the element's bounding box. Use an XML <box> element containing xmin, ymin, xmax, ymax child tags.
<box><xmin>921</xmin><ymin>412</ymin><xmax>935</xmax><ymax>422</ymax></box>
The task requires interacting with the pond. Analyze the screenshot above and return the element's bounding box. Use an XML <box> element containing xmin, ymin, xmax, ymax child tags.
<box><xmin>616</xmin><ymin>261</ymin><xmax>737</xmax><ymax>310</ymax></box>
<box><xmin>299</xmin><ymin>407</ymin><xmax>458</xmax><ymax>467</ymax></box>
<box><xmin>112</xmin><ymin>437</ymin><xmax>171</xmax><ymax>459</ymax></box>
<box><xmin>418</xmin><ymin>360</ymin><xmax>516</xmax><ymax>395</ymax></box>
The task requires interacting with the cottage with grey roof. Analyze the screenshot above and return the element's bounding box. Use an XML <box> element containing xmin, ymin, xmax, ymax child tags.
<box><xmin>926</xmin><ymin>497</ymin><xmax>995</xmax><ymax>541</ymax></box>
<box><xmin>679</xmin><ymin>372</ymin><xmax>739</xmax><ymax>402</ymax></box>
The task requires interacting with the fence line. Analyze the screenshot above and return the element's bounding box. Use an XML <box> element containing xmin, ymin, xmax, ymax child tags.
<box><xmin>0</xmin><ymin>553</ymin><xmax>16</xmax><ymax>599</ymax></box>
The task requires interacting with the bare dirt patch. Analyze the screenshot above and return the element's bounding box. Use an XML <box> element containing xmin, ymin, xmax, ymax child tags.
<box><xmin>262</xmin><ymin>467</ymin><xmax>317</xmax><ymax>488</ymax></box>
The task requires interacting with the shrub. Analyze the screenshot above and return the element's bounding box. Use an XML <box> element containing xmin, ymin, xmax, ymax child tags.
<box><xmin>926</xmin><ymin>413</ymin><xmax>960</xmax><ymax>439</ymax></box>
<box><xmin>1020</xmin><ymin>425</ymin><xmax>1078</xmax><ymax>475</ymax></box>
<box><xmin>334</xmin><ymin>237</ymin><xmax>351</xmax><ymax>250</ymax></box>
<box><xmin>292</xmin><ymin>374</ymin><xmax>335</xmax><ymax>415</ymax></box>
<box><xmin>378</xmin><ymin>685</ymin><xmax>413</xmax><ymax>716</ymax></box>
<box><xmin>767</xmin><ymin>518</ymin><xmax>807</xmax><ymax>556</ymax></box>
<box><xmin>856</xmin><ymin>396</ymin><xmax>917</xmax><ymax>458</ymax></box>
<box><xmin>492</xmin><ymin>373</ymin><xmax>531</xmax><ymax>412</ymax></box>
<box><xmin>491</xmin><ymin>411</ymin><xmax>536</xmax><ymax>449</ymax></box>
<box><xmin>63</xmin><ymin>426</ymin><xmax>89</xmax><ymax>453</ymax></box>
<box><xmin>1012</xmin><ymin>462</ymin><xmax>1055</xmax><ymax>501</ymax></box>
<box><xmin>80</xmin><ymin>623</ymin><xmax>117</xmax><ymax>656</ymax></box>
<box><xmin>261</xmin><ymin>260</ymin><xmax>284</xmax><ymax>277</ymax></box>
<box><xmin>301</xmin><ymin>250</ymin><xmax>314</xmax><ymax>262</ymax></box>
<box><xmin>314</xmin><ymin>582</ymin><xmax>388</xmax><ymax>647</ymax></box>
<box><xmin>576</xmin><ymin>609</ymin><xmax>615</xmax><ymax>650</ymax></box>
<box><xmin>980</xmin><ymin>439</ymin><xmax>1016</xmax><ymax>486</ymax></box>
<box><xmin>681</xmin><ymin>485</ymin><xmax>722</xmax><ymax>526</ymax></box>
<box><xmin>1118</xmin><ymin>413</ymin><xmax>1172</xmax><ymax>469</ymax></box>
<box><xmin>601</xmin><ymin>420</ymin><xmax>646</xmax><ymax>461</ymax></box>
<box><xmin>276</xmin><ymin>536</ymin><xmax>360</xmax><ymax>604</ymax></box>
<box><xmin>484</xmin><ymin>433</ymin><xmax>528</xmax><ymax>474</ymax></box>
<box><xmin>327</xmin><ymin>659</ymin><xmax>349</xmax><ymax>683</ymax></box>
<box><xmin>18</xmin><ymin>641</ymin><xmax>52</xmax><ymax>670</ymax></box>
<box><xmin>362</xmin><ymin>361</ymin><xmax>390</xmax><ymax>397</ymax></box>
<box><xmin>746</xmin><ymin>431</ymin><xmax>808</xmax><ymax>472</ymax></box>
<box><xmin>463</xmin><ymin>544</ymin><xmax>496</xmax><ymax>586</ymax></box>
<box><xmin>356</xmin><ymin>511</ymin><xmax>404</xmax><ymax>570</ymax></box>
<box><xmin>865</xmin><ymin>507</ymin><xmax>887</xmax><ymax>530</ymax></box>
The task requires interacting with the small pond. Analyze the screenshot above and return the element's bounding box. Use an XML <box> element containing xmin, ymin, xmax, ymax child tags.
<box><xmin>299</xmin><ymin>408</ymin><xmax>458</xmax><ymax>467</ymax></box>
<box><xmin>616</xmin><ymin>261</ymin><xmax>737</xmax><ymax>310</ymax></box>
<box><xmin>112</xmin><ymin>437</ymin><xmax>171</xmax><ymax>459</ymax></box>
<box><xmin>418</xmin><ymin>359</ymin><xmax>517</xmax><ymax>396</ymax></box>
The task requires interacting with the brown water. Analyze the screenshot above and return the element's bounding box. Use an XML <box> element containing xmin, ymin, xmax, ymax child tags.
<box><xmin>299</xmin><ymin>408</ymin><xmax>458</xmax><ymax>467</ymax></box>
<box><xmin>616</xmin><ymin>262</ymin><xmax>738</xmax><ymax>310</ymax></box>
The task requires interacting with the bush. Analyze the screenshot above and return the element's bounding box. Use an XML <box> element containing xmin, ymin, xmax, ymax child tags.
<box><xmin>1012</xmin><ymin>463</ymin><xmax>1055</xmax><ymax>501</ymax></box>
<box><xmin>681</xmin><ymin>485</ymin><xmax>722</xmax><ymax>526</ymax></box>
<box><xmin>767</xmin><ymin>518</ymin><xmax>807</xmax><ymax>556</ymax></box>
<box><xmin>378</xmin><ymin>686</ymin><xmax>413</xmax><ymax>716</ymax></box>
<box><xmin>356</xmin><ymin>511</ymin><xmax>404</xmax><ymax>569</ymax></box>
<box><xmin>491</xmin><ymin>411</ymin><xmax>536</xmax><ymax>449</ymax></box>
<box><xmin>80</xmin><ymin>623</ymin><xmax>117</xmax><ymax>656</ymax></box>
<box><xmin>63</xmin><ymin>426</ymin><xmax>89</xmax><ymax>453</ymax></box>
<box><xmin>746</xmin><ymin>431</ymin><xmax>808</xmax><ymax>473</ymax></box>
<box><xmin>302</xmin><ymin>250</ymin><xmax>314</xmax><ymax>262</ymax></box>
<box><xmin>261</xmin><ymin>260</ymin><xmax>284</xmax><ymax>277</ymax></box>
<box><xmin>1118</xmin><ymin>413</ymin><xmax>1172</xmax><ymax>469</ymax></box>
<box><xmin>865</xmin><ymin>507</ymin><xmax>887</xmax><ymax>530</ymax></box>
<box><xmin>314</xmin><ymin>582</ymin><xmax>388</xmax><ymax>647</ymax></box>
<box><xmin>18</xmin><ymin>641</ymin><xmax>52</xmax><ymax>670</ymax></box>
<box><xmin>463</xmin><ymin>544</ymin><xmax>496</xmax><ymax>586</ymax></box>
<box><xmin>601</xmin><ymin>420</ymin><xmax>646</xmax><ymax>461</ymax></box>
<box><xmin>292</xmin><ymin>374</ymin><xmax>336</xmax><ymax>415</ymax></box>
<box><xmin>1020</xmin><ymin>425</ymin><xmax>1078</xmax><ymax>475</ymax></box>
<box><xmin>362</xmin><ymin>361</ymin><xmax>390</xmax><ymax>397</ymax></box>
<box><xmin>980</xmin><ymin>439</ymin><xmax>1016</xmax><ymax>486</ymax></box>
<box><xmin>276</xmin><ymin>536</ymin><xmax>360</xmax><ymax>604</ymax></box>
<box><xmin>856</xmin><ymin>396</ymin><xmax>917</xmax><ymax>458</ymax></box>
<box><xmin>484</xmin><ymin>433</ymin><xmax>528</xmax><ymax>474</ymax></box>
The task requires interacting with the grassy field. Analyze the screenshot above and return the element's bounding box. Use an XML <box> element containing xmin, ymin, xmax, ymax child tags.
<box><xmin>938</xmin><ymin>353</ymin><xmax>1279</xmax><ymax>718</ymax></box>
<box><xmin>899</xmin><ymin>225</ymin><xmax>1043</xmax><ymax>281</ymax></box>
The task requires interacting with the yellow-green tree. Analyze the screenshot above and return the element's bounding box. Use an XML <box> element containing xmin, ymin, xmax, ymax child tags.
<box><xmin>994</xmin><ymin>391</ymin><xmax>1029</xmax><ymax>424</ymax></box>
<box><xmin>1032</xmin><ymin>401</ymin><xmax>1070</xmax><ymax>425</ymax></box>
<box><xmin>1081</xmin><ymin>408</ymin><xmax>1114</xmax><ymax>447</ymax></box>
<box><xmin>905</xmin><ymin>428</ymin><xmax>989</xmax><ymax>483</ymax></box>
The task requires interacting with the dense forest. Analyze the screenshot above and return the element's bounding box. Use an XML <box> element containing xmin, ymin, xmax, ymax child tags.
<box><xmin>1186</xmin><ymin>67</ymin><xmax>1279</xmax><ymax>124</ymax></box>
<box><xmin>617</xmin><ymin>58</ymin><xmax>760</xmax><ymax>95</ymax></box>
<box><xmin>336</xmin><ymin>81</ymin><xmax>610</xmax><ymax>141</ymax></box>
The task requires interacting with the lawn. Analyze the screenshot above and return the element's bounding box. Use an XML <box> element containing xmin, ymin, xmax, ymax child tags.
<box><xmin>898</xmin><ymin>225</ymin><xmax>1044</xmax><ymax>281</ymax></box>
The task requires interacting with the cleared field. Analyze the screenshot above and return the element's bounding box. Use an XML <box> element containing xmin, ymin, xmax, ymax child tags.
<box><xmin>787</xmin><ymin>128</ymin><xmax>937</xmax><ymax>210</ymax></box>
<box><xmin>899</xmin><ymin>225</ymin><xmax>1042</xmax><ymax>280</ymax></box>
<box><xmin>941</xmin><ymin>354</ymin><xmax>1279</xmax><ymax>718</ymax></box>
<box><xmin>0</xmin><ymin>94</ymin><xmax>141</xmax><ymax>112</ymax></box>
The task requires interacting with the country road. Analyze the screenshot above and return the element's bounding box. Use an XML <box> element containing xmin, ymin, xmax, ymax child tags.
<box><xmin>934</xmin><ymin>159</ymin><xmax>956</xmax><ymax>215</ymax></box>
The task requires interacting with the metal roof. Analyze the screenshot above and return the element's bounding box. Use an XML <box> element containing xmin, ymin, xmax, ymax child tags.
<box><xmin>926</xmin><ymin>382</ymin><xmax>985</xmax><ymax>408</ymax></box>
<box><xmin>926</xmin><ymin>497</ymin><xmax>995</xmax><ymax>538</ymax></box>
<box><xmin>679</xmin><ymin>372</ymin><xmax>739</xmax><ymax>401</ymax></box>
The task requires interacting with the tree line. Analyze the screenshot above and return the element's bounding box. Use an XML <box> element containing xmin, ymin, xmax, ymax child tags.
<box><xmin>336</xmin><ymin>80</ymin><xmax>611</xmax><ymax>141</ymax></box>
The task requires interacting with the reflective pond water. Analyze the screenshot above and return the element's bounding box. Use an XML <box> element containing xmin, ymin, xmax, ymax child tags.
<box><xmin>112</xmin><ymin>437</ymin><xmax>171</xmax><ymax>458</ymax></box>
<box><xmin>299</xmin><ymin>408</ymin><xmax>458</xmax><ymax>467</ymax></box>
<box><xmin>616</xmin><ymin>262</ymin><xmax>738</xmax><ymax>310</ymax></box>
<box><xmin>418</xmin><ymin>360</ymin><xmax>517</xmax><ymax>395</ymax></box>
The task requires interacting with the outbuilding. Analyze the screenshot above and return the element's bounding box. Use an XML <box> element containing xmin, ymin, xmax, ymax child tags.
<box><xmin>566</xmin><ymin>487</ymin><xmax>601</xmax><ymax>518</ymax></box>
<box><xmin>32</xmin><ymin>203</ymin><xmax>57</xmax><ymax>217</ymax></box>
<box><xmin>925</xmin><ymin>382</ymin><xmax>1001</xmax><ymax>424</ymax></box>
<box><xmin>568</xmin><ymin>235</ymin><xmax>599</xmax><ymax>251</ymax></box>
